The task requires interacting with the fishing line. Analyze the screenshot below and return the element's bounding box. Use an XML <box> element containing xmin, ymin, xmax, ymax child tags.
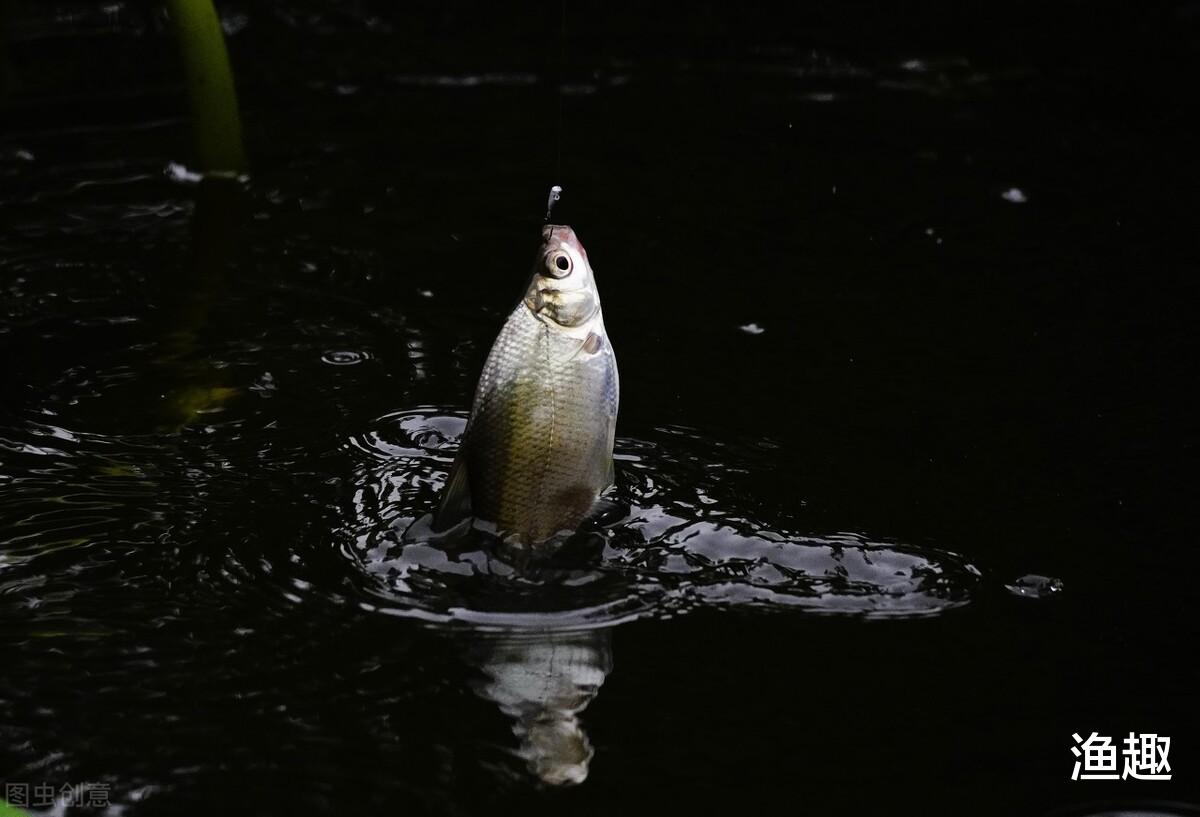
<box><xmin>546</xmin><ymin>0</ymin><xmax>566</xmax><ymax>224</ymax></box>
<box><xmin>555</xmin><ymin>0</ymin><xmax>566</xmax><ymax>184</ymax></box>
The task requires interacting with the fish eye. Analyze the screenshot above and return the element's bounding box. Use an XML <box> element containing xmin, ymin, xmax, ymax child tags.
<box><xmin>546</xmin><ymin>251</ymin><xmax>572</xmax><ymax>278</ymax></box>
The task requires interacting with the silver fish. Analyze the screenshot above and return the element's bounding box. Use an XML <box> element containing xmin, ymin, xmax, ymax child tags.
<box><xmin>435</xmin><ymin>224</ymin><xmax>619</xmax><ymax>552</ymax></box>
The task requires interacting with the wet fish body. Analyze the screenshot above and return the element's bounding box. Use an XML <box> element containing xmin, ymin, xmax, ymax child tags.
<box><xmin>435</xmin><ymin>224</ymin><xmax>618</xmax><ymax>551</ymax></box>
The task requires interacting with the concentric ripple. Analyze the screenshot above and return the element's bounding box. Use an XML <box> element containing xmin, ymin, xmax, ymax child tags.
<box><xmin>339</xmin><ymin>409</ymin><xmax>983</xmax><ymax>628</ymax></box>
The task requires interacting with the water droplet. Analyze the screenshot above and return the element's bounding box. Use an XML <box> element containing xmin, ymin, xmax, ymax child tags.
<box><xmin>250</xmin><ymin>372</ymin><xmax>277</xmax><ymax>394</ymax></box>
<box><xmin>322</xmin><ymin>350</ymin><xmax>368</xmax><ymax>366</ymax></box>
<box><xmin>165</xmin><ymin>162</ymin><xmax>202</xmax><ymax>184</ymax></box>
<box><xmin>1004</xmin><ymin>574</ymin><xmax>1063</xmax><ymax>598</ymax></box>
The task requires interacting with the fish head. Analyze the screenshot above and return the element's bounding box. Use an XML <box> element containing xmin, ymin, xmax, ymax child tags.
<box><xmin>524</xmin><ymin>225</ymin><xmax>601</xmax><ymax>329</ymax></box>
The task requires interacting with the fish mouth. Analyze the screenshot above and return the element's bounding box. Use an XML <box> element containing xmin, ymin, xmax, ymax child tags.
<box><xmin>526</xmin><ymin>284</ymin><xmax>599</xmax><ymax>328</ymax></box>
<box><xmin>527</xmin><ymin>286</ymin><xmax>559</xmax><ymax>319</ymax></box>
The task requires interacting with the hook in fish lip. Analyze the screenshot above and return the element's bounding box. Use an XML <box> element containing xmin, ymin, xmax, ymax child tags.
<box><xmin>541</xmin><ymin>224</ymin><xmax>585</xmax><ymax>257</ymax></box>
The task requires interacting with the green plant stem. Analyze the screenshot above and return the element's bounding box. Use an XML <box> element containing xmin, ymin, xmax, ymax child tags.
<box><xmin>165</xmin><ymin>0</ymin><xmax>247</xmax><ymax>173</ymax></box>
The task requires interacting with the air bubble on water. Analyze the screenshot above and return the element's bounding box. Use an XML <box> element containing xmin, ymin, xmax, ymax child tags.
<box><xmin>321</xmin><ymin>350</ymin><xmax>369</xmax><ymax>366</ymax></box>
<box><xmin>1004</xmin><ymin>574</ymin><xmax>1063</xmax><ymax>598</ymax></box>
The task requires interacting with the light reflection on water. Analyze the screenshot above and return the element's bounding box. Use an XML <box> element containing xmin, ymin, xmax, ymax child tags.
<box><xmin>464</xmin><ymin>628</ymin><xmax>611</xmax><ymax>786</ymax></box>
<box><xmin>343</xmin><ymin>409</ymin><xmax>983</xmax><ymax>629</ymax></box>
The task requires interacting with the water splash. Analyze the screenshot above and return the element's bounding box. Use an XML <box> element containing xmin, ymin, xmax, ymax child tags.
<box><xmin>339</xmin><ymin>410</ymin><xmax>984</xmax><ymax>628</ymax></box>
<box><xmin>1004</xmin><ymin>573</ymin><xmax>1063</xmax><ymax>599</ymax></box>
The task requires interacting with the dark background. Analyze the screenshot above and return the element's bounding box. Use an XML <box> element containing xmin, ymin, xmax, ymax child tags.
<box><xmin>2</xmin><ymin>2</ymin><xmax>1198</xmax><ymax>815</ymax></box>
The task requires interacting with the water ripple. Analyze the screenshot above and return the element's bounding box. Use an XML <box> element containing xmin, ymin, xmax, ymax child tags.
<box><xmin>338</xmin><ymin>410</ymin><xmax>983</xmax><ymax>628</ymax></box>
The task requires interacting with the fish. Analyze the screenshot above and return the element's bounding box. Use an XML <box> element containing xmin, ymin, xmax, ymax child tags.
<box><xmin>434</xmin><ymin>224</ymin><xmax>619</xmax><ymax>554</ymax></box>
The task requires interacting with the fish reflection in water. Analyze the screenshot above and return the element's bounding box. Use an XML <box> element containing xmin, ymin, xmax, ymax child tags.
<box><xmin>344</xmin><ymin>412</ymin><xmax>984</xmax><ymax>784</ymax></box>
<box><xmin>464</xmin><ymin>628</ymin><xmax>612</xmax><ymax>786</ymax></box>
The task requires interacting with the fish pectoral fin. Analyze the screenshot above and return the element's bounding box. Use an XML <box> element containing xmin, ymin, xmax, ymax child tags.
<box><xmin>569</xmin><ymin>331</ymin><xmax>605</xmax><ymax>361</ymax></box>
<box><xmin>434</xmin><ymin>454</ymin><xmax>473</xmax><ymax>530</ymax></box>
<box><xmin>585</xmin><ymin>494</ymin><xmax>626</xmax><ymax>528</ymax></box>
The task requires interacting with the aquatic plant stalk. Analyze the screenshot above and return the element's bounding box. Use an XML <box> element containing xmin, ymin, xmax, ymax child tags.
<box><xmin>153</xmin><ymin>175</ymin><xmax>247</xmax><ymax>430</ymax></box>
<box><xmin>147</xmin><ymin>0</ymin><xmax>249</xmax><ymax>428</ymax></box>
<box><xmin>165</xmin><ymin>0</ymin><xmax>247</xmax><ymax>173</ymax></box>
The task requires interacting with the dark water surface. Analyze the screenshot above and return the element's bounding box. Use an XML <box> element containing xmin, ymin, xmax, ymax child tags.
<box><xmin>2</xmin><ymin>3</ymin><xmax>1198</xmax><ymax>815</ymax></box>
